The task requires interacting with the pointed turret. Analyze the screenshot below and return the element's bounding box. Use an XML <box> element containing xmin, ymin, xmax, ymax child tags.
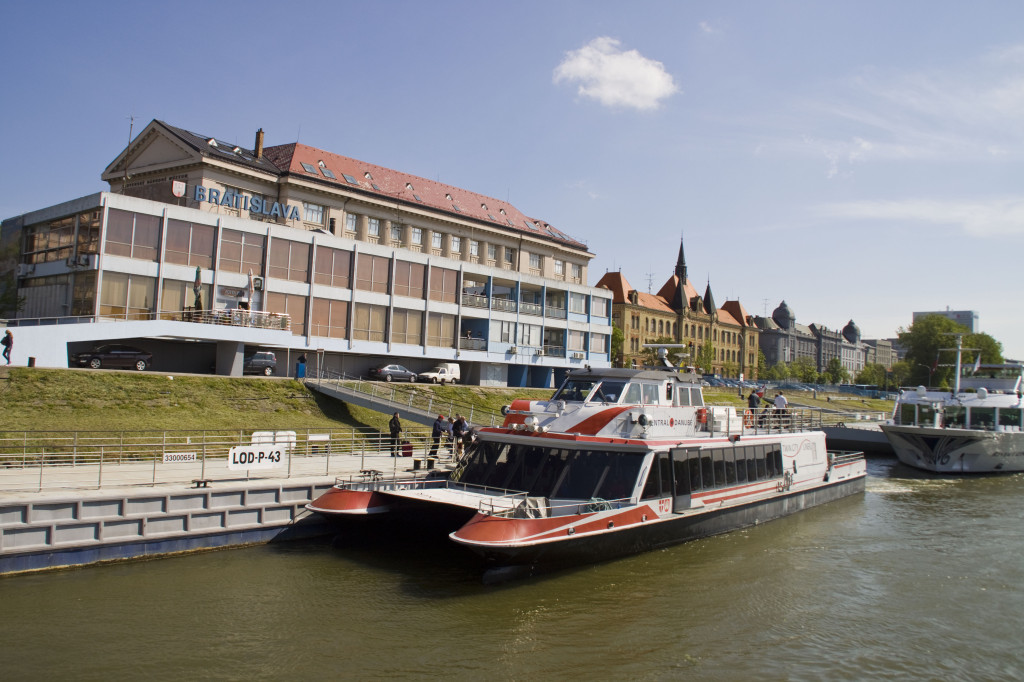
<box><xmin>674</xmin><ymin>238</ymin><xmax>687</xmax><ymax>281</ymax></box>
<box><xmin>703</xmin><ymin>280</ymin><xmax>716</xmax><ymax>315</ymax></box>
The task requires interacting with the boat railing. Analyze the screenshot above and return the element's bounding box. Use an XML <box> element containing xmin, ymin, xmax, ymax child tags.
<box><xmin>828</xmin><ymin>451</ymin><xmax>866</xmax><ymax>466</ymax></box>
<box><xmin>707</xmin><ymin>406</ymin><xmax>826</xmax><ymax>437</ymax></box>
<box><xmin>479</xmin><ymin>494</ymin><xmax>634</xmax><ymax>519</ymax></box>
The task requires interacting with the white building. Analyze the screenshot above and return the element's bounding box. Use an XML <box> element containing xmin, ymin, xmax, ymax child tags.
<box><xmin>0</xmin><ymin>121</ymin><xmax>612</xmax><ymax>386</ymax></box>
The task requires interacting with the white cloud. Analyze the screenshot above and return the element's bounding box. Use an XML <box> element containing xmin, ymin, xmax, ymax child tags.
<box><xmin>815</xmin><ymin>198</ymin><xmax>1024</xmax><ymax>236</ymax></box>
<box><xmin>553</xmin><ymin>37</ymin><xmax>678</xmax><ymax>111</ymax></box>
<box><xmin>699</xmin><ymin>21</ymin><xmax>718</xmax><ymax>34</ymax></box>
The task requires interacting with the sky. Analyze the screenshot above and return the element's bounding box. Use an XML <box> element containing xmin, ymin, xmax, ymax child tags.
<box><xmin>3</xmin><ymin>1</ymin><xmax>1024</xmax><ymax>357</ymax></box>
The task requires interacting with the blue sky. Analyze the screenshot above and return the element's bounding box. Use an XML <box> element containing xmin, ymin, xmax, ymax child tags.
<box><xmin>4</xmin><ymin>1</ymin><xmax>1024</xmax><ymax>357</ymax></box>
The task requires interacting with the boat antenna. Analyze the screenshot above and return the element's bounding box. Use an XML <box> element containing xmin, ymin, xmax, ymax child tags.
<box><xmin>939</xmin><ymin>333</ymin><xmax>979</xmax><ymax>395</ymax></box>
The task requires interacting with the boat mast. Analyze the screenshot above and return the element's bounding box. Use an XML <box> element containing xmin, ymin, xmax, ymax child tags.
<box><xmin>939</xmin><ymin>333</ymin><xmax>979</xmax><ymax>394</ymax></box>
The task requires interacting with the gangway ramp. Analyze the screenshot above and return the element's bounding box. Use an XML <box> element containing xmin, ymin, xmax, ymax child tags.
<box><xmin>305</xmin><ymin>372</ymin><xmax>503</xmax><ymax>428</ymax></box>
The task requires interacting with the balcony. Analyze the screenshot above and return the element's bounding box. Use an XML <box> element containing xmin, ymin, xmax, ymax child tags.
<box><xmin>462</xmin><ymin>293</ymin><xmax>489</xmax><ymax>309</ymax></box>
<box><xmin>491</xmin><ymin>297</ymin><xmax>517</xmax><ymax>313</ymax></box>
<box><xmin>458</xmin><ymin>337</ymin><xmax>486</xmax><ymax>351</ymax></box>
<box><xmin>545</xmin><ymin>306</ymin><xmax>567</xmax><ymax>320</ymax></box>
<box><xmin>520</xmin><ymin>301</ymin><xmax>542</xmax><ymax>317</ymax></box>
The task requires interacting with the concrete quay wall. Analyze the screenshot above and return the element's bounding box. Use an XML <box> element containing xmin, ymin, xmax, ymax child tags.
<box><xmin>0</xmin><ymin>477</ymin><xmax>338</xmax><ymax>574</ymax></box>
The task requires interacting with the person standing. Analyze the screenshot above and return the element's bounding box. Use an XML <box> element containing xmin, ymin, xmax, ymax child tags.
<box><xmin>388</xmin><ymin>412</ymin><xmax>403</xmax><ymax>457</ymax></box>
<box><xmin>451</xmin><ymin>414</ymin><xmax>466</xmax><ymax>457</ymax></box>
<box><xmin>429</xmin><ymin>414</ymin><xmax>446</xmax><ymax>457</ymax></box>
<box><xmin>1</xmin><ymin>330</ymin><xmax>11</xmax><ymax>365</ymax></box>
<box><xmin>774</xmin><ymin>391</ymin><xmax>788</xmax><ymax>426</ymax></box>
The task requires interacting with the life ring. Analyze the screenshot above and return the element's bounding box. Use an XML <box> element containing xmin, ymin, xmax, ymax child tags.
<box><xmin>697</xmin><ymin>408</ymin><xmax>707</xmax><ymax>424</ymax></box>
<box><xmin>743</xmin><ymin>409</ymin><xmax>754</xmax><ymax>427</ymax></box>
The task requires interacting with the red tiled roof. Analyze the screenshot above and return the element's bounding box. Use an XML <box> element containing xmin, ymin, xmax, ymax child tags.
<box><xmin>637</xmin><ymin>292</ymin><xmax>675</xmax><ymax>314</ymax></box>
<box><xmin>595</xmin><ymin>271</ymin><xmax>634</xmax><ymax>303</ymax></box>
<box><xmin>721</xmin><ymin>300</ymin><xmax>751</xmax><ymax>327</ymax></box>
<box><xmin>263</xmin><ymin>143</ymin><xmax>588</xmax><ymax>251</ymax></box>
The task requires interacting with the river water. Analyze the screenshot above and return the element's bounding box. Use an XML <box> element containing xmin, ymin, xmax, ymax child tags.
<box><xmin>2</xmin><ymin>458</ymin><xmax>1021</xmax><ymax>681</ymax></box>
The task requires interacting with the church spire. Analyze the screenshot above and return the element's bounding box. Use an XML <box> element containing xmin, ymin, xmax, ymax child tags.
<box><xmin>674</xmin><ymin>237</ymin><xmax>687</xmax><ymax>282</ymax></box>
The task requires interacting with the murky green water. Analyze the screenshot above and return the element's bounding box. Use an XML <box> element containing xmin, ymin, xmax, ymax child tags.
<box><xmin>2</xmin><ymin>459</ymin><xmax>1021</xmax><ymax>681</ymax></box>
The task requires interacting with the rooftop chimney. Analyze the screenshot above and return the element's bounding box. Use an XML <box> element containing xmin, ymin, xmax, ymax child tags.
<box><xmin>254</xmin><ymin>128</ymin><xmax>264</xmax><ymax>159</ymax></box>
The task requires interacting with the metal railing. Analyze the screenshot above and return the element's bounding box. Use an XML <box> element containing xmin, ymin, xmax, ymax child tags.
<box><xmin>0</xmin><ymin>427</ymin><xmax>457</xmax><ymax>493</ymax></box>
<box><xmin>6</xmin><ymin>308</ymin><xmax>291</xmax><ymax>332</ymax></box>
<box><xmin>309</xmin><ymin>368</ymin><xmax>505</xmax><ymax>427</ymax></box>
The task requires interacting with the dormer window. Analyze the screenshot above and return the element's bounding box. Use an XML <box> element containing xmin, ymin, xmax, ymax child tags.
<box><xmin>207</xmin><ymin>138</ymin><xmax>218</xmax><ymax>147</ymax></box>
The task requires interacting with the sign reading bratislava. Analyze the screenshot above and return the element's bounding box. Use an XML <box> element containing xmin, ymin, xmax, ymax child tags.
<box><xmin>193</xmin><ymin>184</ymin><xmax>301</xmax><ymax>220</ymax></box>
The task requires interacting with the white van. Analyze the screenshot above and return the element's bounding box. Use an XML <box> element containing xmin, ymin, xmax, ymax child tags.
<box><xmin>418</xmin><ymin>363</ymin><xmax>460</xmax><ymax>384</ymax></box>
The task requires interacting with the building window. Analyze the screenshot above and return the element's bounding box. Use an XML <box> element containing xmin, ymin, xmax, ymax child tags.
<box><xmin>303</xmin><ymin>203</ymin><xmax>325</xmax><ymax>224</ymax></box>
<box><xmin>529</xmin><ymin>253</ymin><xmax>541</xmax><ymax>270</ymax></box>
<box><xmin>159</xmin><ymin>277</ymin><xmax>207</xmax><ymax>319</ymax></box>
<box><xmin>411</xmin><ymin>227</ymin><xmax>423</xmax><ymax>245</ymax></box>
<box><xmin>426</xmin><ymin>313</ymin><xmax>456</xmax><ymax>348</ymax></box>
<box><xmin>493</xmin><ymin>320</ymin><xmax>516</xmax><ymax>343</ymax></box>
<box><xmin>469</xmin><ymin>240</ymin><xmax>479</xmax><ymax>258</ymax></box>
<box><xmin>505</xmin><ymin>248</ymin><xmax>516</xmax><ymax>265</ymax></box>
<box><xmin>268</xmin><ymin>239</ymin><xmax>310</xmax><ymax>282</ymax></box>
<box><xmin>554</xmin><ymin>259</ymin><xmax>564</xmax><ymax>276</ymax></box>
<box><xmin>431</xmin><ymin>232</ymin><xmax>443</xmax><ymax>249</ymax></box>
<box><xmin>105</xmin><ymin>208</ymin><xmax>160</xmax><ymax>261</ymax></box>
<box><xmin>591</xmin><ymin>333</ymin><xmax>608</xmax><ymax>353</ymax></box>
<box><xmin>451</xmin><ymin>236</ymin><xmax>461</xmax><ymax>253</ymax></box>
<box><xmin>569</xmin><ymin>292</ymin><xmax>588</xmax><ymax>315</ymax></box>
<box><xmin>518</xmin><ymin>323</ymin><xmax>541</xmax><ymax>347</ymax></box>
<box><xmin>220</xmin><ymin>229</ymin><xmax>265</xmax><ymax>275</ymax></box>
<box><xmin>313</xmin><ymin>246</ymin><xmax>352</xmax><ymax>288</ymax></box>
<box><xmin>487</xmin><ymin>244</ymin><xmax>497</xmax><ymax>261</ymax></box>
<box><xmin>368</xmin><ymin>218</ymin><xmax>380</xmax><ymax>237</ymax></box>
<box><xmin>592</xmin><ymin>297</ymin><xmax>609</xmax><ymax>318</ymax></box>
<box><xmin>345</xmin><ymin>213</ymin><xmax>357</xmax><ymax>233</ymax></box>
<box><xmin>568</xmin><ymin>330</ymin><xmax>586</xmax><ymax>351</ymax></box>
<box><xmin>352</xmin><ymin>303</ymin><xmax>387</xmax><ymax>342</ymax></box>
<box><xmin>100</xmin><ymin>272</ymin><xmax>156</xmax><ymax>319</ymax></box>
<box><xmin>166</xmin><ymin>219</ymin><xmax>215</xmax><ymax>269</ymax></box>
<box><xmin>390</xmin><ymin>224</ymin><xmax>402</xmax><ymax>242</ymax></box>
<box><xmin>570</xmin><ymin>263</ymin><xmax>582</xmax><ymax>282</ymax></box>
<box><xmin>311</xmin><ymin>298</ymin><xmax>348</xmax><ymax>338</ymax></box>
<box><xmin>392</xmin><ymin>309</ymin><xmax>424</xmax><ymax>345</ymax></box>
<box><xmin>267</xmin><ymin>292</ymin><xmax>307</xmax><ymax>335</ymax></box>
<box><xmin>394</xmin><ymin>261</ymin><xmax>426</xmax><ymax>299</ymax></box>
<box><xmin>429</xmin><ymin>266</ymin><xmax>458</xmax><ymax>303</ymax></box>
<box><xmin>355</xmin><ymin>254</ymin><xmax>391</xmax><ymax>293</ymax></box>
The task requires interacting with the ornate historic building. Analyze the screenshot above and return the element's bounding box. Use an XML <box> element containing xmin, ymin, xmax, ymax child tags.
<box><xmin>755</xmin><ymin>301</ymin><xmax>865</xmax><ymax>375</ymax></box>
<box><xmin>596</xmin><ymin>241</ymin><xmax>760</xmax><ymax>378</ymax></box>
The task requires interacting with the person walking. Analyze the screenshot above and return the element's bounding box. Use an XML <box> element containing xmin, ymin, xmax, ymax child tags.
<box><xmin>429</xmin><ymin>414</ymin><xmax>447</xmax><ymax>457</ymax></box>
<box><xmin>1</xmin><ymin>330</ymin><xmax>11</xmax><ymax>365</ymax></box>
<box><xmin>388</xmin><ymin>412</ymin><xmax>403</xmax><ymax>457</ymax></box>
<box><xmin>774</xmin><ymin>391</ymin><xmax>789</xmax><ymax>427</ymax></box>
<box><xmin>451</xmin><ymin>414</ymin><xmax>467</xmax><ymax>457</ymax></box>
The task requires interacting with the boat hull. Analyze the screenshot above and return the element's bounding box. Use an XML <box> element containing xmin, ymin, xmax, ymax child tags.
<box><xmin>455</xmin><ymin>476</ymin><xmax>865</xmax><ymax>580</ymax></box>
<box><xmin>881</xmin><ymin>425</ymin><xmax>1024</xmax><ymax>473</ymax></box>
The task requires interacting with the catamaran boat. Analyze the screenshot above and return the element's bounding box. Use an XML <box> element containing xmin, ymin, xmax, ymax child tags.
<box><xmin>881</xmin><ymin>353</ymin><xmax>1024</xmax><ymax>473</ymax></box>
<box><xmin>308</xmin><ymin>364</ymin><xmax>866</xmax><ymax>580</ymax></box>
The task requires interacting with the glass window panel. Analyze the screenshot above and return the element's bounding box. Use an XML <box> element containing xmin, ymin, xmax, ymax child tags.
<box><xmin>105</xmin><ymin>209</ymin><xmax>134</xmax><ymax>257</ymax></box>
<box><xmin>165</xmin><ymin>220</ymin><xmax>191</xmax><ymax>265</ymax></box>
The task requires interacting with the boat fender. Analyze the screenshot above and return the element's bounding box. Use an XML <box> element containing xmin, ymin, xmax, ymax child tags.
<box><xmin>697</xmin><ymin>408</ymin><xmax>707</xmax><ymax>424</ymax></box>
<box><xmin>743</xmin><ymin>409</ymin><xmax>754</xmax><ymax>427</ymax></box>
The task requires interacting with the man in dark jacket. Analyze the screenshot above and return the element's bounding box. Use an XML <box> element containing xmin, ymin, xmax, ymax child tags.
<box><xmin>429</xmin><ymin>415</ymin><xmax>447</xmax><ymax>457</ymax></box>
<box><xmin>388</xmin><ymin>412</ymin><xmax>403</xmax><ymax>456</ymax></box>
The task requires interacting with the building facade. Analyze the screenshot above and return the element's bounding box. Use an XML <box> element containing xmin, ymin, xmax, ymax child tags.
<box><xmin>596</xmin><ymin>242</ymin><xmax>760</xmax><ymax>378</ymax></box>
<box><xmin>912</xmin><ymin>309</ymin><xmax>978</xmax><ymax>333</ymax></box>
<box><xmin>755</xmin><ymin>302</ymin><xmax>865</xmax><ymax>376</ymax></box>
<box><xmin>0</xmin><ymin>120</ymin><xmax>612</xmax><ymax>386</ymax></box>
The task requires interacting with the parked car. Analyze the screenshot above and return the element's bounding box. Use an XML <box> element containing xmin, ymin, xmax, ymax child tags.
<box><xmin>368</xmin><ymin>364</ymin><xmax>417</xmax><ymax>382</ymax></box>
<box><xmin>71</xmin><ymin>344</ymin><xmax>152</xmax><ymax>371</ymax></box>
<box><xmin>243</xmin><ymin>351</ymin><xmax>277</xmax><ymax>376</ymax></box>
<box><xmin>418</xmin><ymin>363</ymin><xmax>460</xmax><ymax>384</ymax></box>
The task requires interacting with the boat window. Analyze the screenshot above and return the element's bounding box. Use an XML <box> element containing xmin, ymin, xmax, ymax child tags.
<box><xmin>998</xmin><ymin>408</ymin><xmax>1022</xmax><ymax>429</ymax></box>
<box><xmin>735</xmin><ymin>448</ymin><xmax>747</xmax><ymax>483</ymax></box>
<box><xmin>722</xmin><ymin>449</ymin><xmax>736</xmax><ymax>485</ymax></box>
<box><xmin>969</xmin><ymin>407</ymin><xmax>996</xmax><ymax>430</ymax></box>
<box><xmin>640</xmin><ymin>453</ymin><xmax>673</xmax><ymax>499</ymax></box>
<box><xmin>700</xmin><ymin>451</ymin><xmax>714</xmax><ymax>488</ymax></box>
<box><xmin>553</xmin><ymin>379</ymin><xmax>599</xmax><ymax>402</ymax></box>
<box><xmin>899</xmin><ymin>404</ymin><xmax>917</xmax><ymax>425</ymax></box>
<box><xmin>665</xmin><ymin>382</ymin><xmax>672</xmax><ymax>402</ymax></box>
<box><xmin>555</xmin><ymin>450</ymin><xmax>613</xmax><ymax>499</ymax></box>
<box><xmin>675</xmin><ymin>386</ymin><xmax>691</xmax><ymax>406</ymax></box>
<box><xmin>622</xmin><ymin>383</ymin><xmax>641</xmax><ymax>404</ymax></box>
<box><xmin>691</xmin><ymin>388</ymin><xmax>704</xmax><ymax>407</ymax></box>
<box><xmin>759</xmin><ymin>445</ymin><xmax>771</xmax><ymax>479</ymax></box>
<box><xmin>671</xmin><ymin>444</ymin><xmax>783</xmax><ymax>493</ymax></box>
<box><xmin>712</xmin><ymin>450</ymin><xmax>727</xmax><ymax>486</ymax></box>
<box><xmin>945</xmin><ymin>405</ymin><xmax>966</xmax><ymax>428</ymax></box>
<box><xmin>918</xmin><ymin>404</ymin><xmax>936</xmax><ymax>428</ymax></box>
<box><xmin>672</xmin><ymin>454</ymin><xmax>691</xmax><ymax>495</ymax></box>
<box><xmin>595</xmin><ymin>454</ymin><xmax>643</xmax><ymax>500</ymax></box>
<box><xmin>642</xmin><ymin>383</ymin><xmax>660</xmax><ymax>405</ymax></box>
<box><xmin>593</xmin><ymin>380</ymin><xmax>626</xmax><ymax>403</ymax></box>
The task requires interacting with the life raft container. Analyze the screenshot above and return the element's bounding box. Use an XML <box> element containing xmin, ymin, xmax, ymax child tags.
<box><xmin>697</xmin><ymin>408</ymin><xmax>707</xmax><ymax>424</ymax></box>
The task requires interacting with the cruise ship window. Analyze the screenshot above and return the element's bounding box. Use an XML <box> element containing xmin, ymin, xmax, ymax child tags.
<box><xmin>623</xmin><ymin>383</ymin><xmax>641</xmax><ymax>404</ymax></box>
<box><xmin>641</xmin><ymin>383</ymin><xmax>660</xmax><ymax>405</ymax></box>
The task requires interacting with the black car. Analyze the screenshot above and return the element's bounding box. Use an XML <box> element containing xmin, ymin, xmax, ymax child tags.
<box><xmin>367</xmin><ymin>364</ymin><xmax>417</xmax><ymax>382</ymax></box>
<box><xmin>72</xmin><ymin>344</ymin><xmax>152</xmax><ymax>371</ymax></box>
<box><xmin>243</xmin><ymin>352</ymin><xmax>277</xmax><ymax>376</ymax></box>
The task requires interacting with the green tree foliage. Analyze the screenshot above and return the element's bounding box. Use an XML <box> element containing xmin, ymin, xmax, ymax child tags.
<box><xmin>611</xmin><ymin>323</ymin><xmax>624</xmax><ymax>367</ymax></box>
<box><xmin>696</xmin><ymin>341</ymin><xmax>716</xmax><ymax>374</ymax></box>
<box><xmin>890</xmin><ymin>361</ymin><xmax>911</xmax><ymax>389</ymax></box>
<box><xmin>855</xmin><ymin>363</ymin><xmax>887</xmax><ymax>386</ymax></box>
<box><xmin>898</xmin><ymin>315</ymin><xmax>1003</xmax><ymax>386</ymax></box>
<box><xmin>824</xmin><ymin>357</ymin><xmax>849</xmax><ymax>385</ymax></box>
<box><xmin>790</xmin><ymin>356</ymin><xmax>818</xmax><ymax>382</ymax></box>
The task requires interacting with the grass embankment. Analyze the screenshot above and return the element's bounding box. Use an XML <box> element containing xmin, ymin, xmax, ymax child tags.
<box><xmin>703</xmin><ymin>387</ymin><xmax>893</xmax><ymax>415</ymax></box>
<box><xmin>0</xmin><ymin>368</ymin><xmax>551</xmax><ymax>434</ymax></box>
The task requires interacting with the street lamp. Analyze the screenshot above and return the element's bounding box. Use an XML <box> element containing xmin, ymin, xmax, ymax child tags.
<box><xmin>915</xmin><ymin>363</ymin><xmax>934</xmax><ymax>387</ymax></box>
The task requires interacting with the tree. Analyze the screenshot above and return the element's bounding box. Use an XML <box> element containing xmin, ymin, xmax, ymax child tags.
<box><xmin>790</xmin><ymin>356</ymin><xmax>818</xmax><ymax>383</ymax></box>
<box><xmin>855</xmin><ymin>363</ymin><xmax>887</xmax><ymax>386</ymax></box>
<box><xmin>610</xmin><ymin>323</ymin><xmax>624</xmax><ymax>367</ymax></box>
<box><xmin>898</xmin><ymin>315</ymin><xmax>1003</xmax><ymax>387</ymax></box>
<box><xmin>696</xmin><ymin>342</ymin><xmax>716</xmax><ymax>374</ymax></box>
<box><xmin>890</xmin><ymin>360</ymin><xmax>911</xmax><ymax>388</ymax></box>
<box><xmin>824</xmin><ymin>357</ymin><xmax>849</xmax><ymax>385</ymax></box>
<box><xmin>756</xmin><ymin>348</ymin><xmax>768</xmax><ymax>380</ymax></box>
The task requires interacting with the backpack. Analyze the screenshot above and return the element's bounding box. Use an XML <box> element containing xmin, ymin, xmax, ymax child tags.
<box><xmin>1</xmin><ymin>334</ymin><xmax>9</xmax><ymax>347</ymax></box>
